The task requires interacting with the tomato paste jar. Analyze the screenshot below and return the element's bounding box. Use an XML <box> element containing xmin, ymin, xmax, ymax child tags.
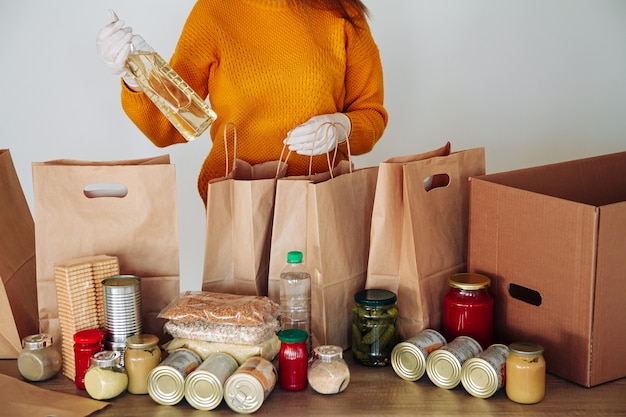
<box><xmin>277</xmin><ymin>329</ymin><xmax>308</xmax><ymax>391</ymax></box>
<box><xmin>443</xmin><ymin>273</ymin><xmax>494</xmax><ymax>349</ymax></box>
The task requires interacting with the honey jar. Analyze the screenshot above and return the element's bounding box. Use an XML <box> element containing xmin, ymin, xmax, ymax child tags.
<box><xmin>505</xmin><ymin>342</ymin><xmax>546</xmax><ymax>404</ymax></box>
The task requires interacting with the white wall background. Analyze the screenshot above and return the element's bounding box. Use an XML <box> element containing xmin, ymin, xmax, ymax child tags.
<box><xmin>2</xmin><ymin>0</ymin><xmax>625</xmax><ymax>291</ymax></box>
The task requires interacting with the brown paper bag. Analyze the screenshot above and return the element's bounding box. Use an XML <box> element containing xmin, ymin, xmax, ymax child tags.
<box><xmin>365</xmin><ymin>142</ymin><xmax>452</xmax><ymax>292</ymax></box>
<box><xmin>367</xmin><ymin>148</ymin><xmax>485</xmax><ymax>340</ymax></box>
<box><xmin>32</xmin><ymin>155</ymin><xmax>180</xmax><ymax>351</ymax></box>
<box><xmin>203</xmin><ymin>124</ymin><xmax>288</xmax><ymax>296</ymax></box>
<box><xmin>0</xmin><ymin>149</ymin><xmax>39</xmax><ymax>358</ymax></box>
<box><xmin>307</xmin><ymin>163</ymin><xmax>379</xmax><ymax>349</ymax></box>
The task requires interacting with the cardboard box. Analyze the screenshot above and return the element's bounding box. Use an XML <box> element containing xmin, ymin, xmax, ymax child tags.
<box><xmin>467</xmin><ymin>151</ymin><xmax>626</xmax><ymax>387</ymax></box>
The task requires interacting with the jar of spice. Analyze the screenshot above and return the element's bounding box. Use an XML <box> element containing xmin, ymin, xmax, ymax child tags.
<box><xmin>443</xmin><ymin>272</ymin><xmax>494</xmax><ymax>349</ymax></box>
<box><xmin>84</xmin><ymin>350</ymin><xmax>128</xmax><ymax>400</ymax></box>
<box><xmin>308</xmin><ymin>345</ymin><xmax>350</xmax><ymax>394</ymax></box>
<box><xmin>352</xmin><ymin>289</ymin><xmax>398</xmax><ymax>366</ymax></box>
<box><xmin>17</xmin><ymin>334</ymin><xmax>62</xmax><ymax>382</ymax></box>
<box><xmin>73</xmin><ymin>329</ymin><xmax>104</xmax><ymax>389</ymax></box>
<box><xmin>277</xmin><ymin>329</ymin><xmax>308</xmax><ymax>391</ymax></box>
<box><xmin>506</xmin><ymin>342</ymin><xmax>546</xmax><ymax>404</ymax></box>
<box><xmin>124</xmin><ymin>334</ymin><xmax>161</xmax><ymax>394</ymax></box>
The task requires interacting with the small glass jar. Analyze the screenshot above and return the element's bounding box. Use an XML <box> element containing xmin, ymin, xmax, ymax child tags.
<box><xmin>506</xmin><ymin>342</ymin><xmax>546</xmax><ymax>404</ymax></box>
<box><xmin>308</xmin><ymin>345</ymin><xmax>350</xmax><ymax>394</ymax></box>
<box><xmin>17</xmin><ymin>334</ymin><xmax>62</xmax><ymax>382</ymax></box>
<box><xmin>443</xmin><ymin>273</ymin><xmax>494</xmax><ymax>349</ymax></box>
<box><xmin>277</xmin><ymin>329</ymin><xmax>308</xmax><ymax>391</ymax></box>
<box><xmin>73</xmin><ymin>329</ymin><xmax>104</xmax><ymax>389</ymax></box>
<box><xmin>124</xmin><ymin>334</ymin><xmax>161</xmax><ymax>394</ymax></box>
<box><xmin>84</xmin><ymin>350</ymin><xmax>128</xmax><ymax>400</ymax></box>
<box><xmin>352</xmin><ymin>289</ymin><xmax>398</xmax><ymax>366</ymax></box>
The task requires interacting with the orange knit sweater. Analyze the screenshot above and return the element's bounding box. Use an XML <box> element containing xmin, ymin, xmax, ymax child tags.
<box><xmin>121</xmin><ymin>0</ymin><xmax>388</xmax><ymax>205</ymax></box>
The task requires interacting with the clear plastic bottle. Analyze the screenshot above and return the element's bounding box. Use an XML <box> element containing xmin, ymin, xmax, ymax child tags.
<box><xmin>280</xmin><ymin>251</ymin><xmax>311</xmax><ymax>354</ymax></box>
<box><xmin>118</xmin><ymin>14</ymin><xmax>217</xmax><ymax>142</ymax></box>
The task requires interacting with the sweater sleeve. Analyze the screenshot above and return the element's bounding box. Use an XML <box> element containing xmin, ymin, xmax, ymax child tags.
<box><xmin>340</xmin><ymin>17</ymin><xmax>388</xmax><ymax>156</ymax></box>
<box><xmin>120</xmin><ymin>0</ymin><xmax>215</xmax><ymax>148</ymax></box>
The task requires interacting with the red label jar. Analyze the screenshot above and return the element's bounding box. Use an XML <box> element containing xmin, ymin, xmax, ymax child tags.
<box><xmin>443</xmin><ymin>273</ymin><xmax>494</xmax><ymax>349</ymax></box>
<box><xmin>277</xmin><ymin>329</ymin><xmax>308</xmax><ymax>391</ymax></box>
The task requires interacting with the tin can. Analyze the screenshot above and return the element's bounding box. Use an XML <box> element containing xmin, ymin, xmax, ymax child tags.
<box><xmin>185</xmin><ymin>352</ymin><xmax>239</xmax><ymax>410</ymax></box>
<box><xmin>224</xmin><ymin>356</ymin><xmax>277</xmax><ymax>414</ymax></box>
<box><xmin>391</xmin><ymin>329</ymin><xmax>447</xmax><ymax>381</ymax></box>
<box><xmin>147</xmin><ymin>348</ymin><xmax>202</xmax><ymax>405</ymax></box>
<box><xmin>425</xmin><ymin>335</ymin><xmax>483</xmax><ymax>389</ymax></box>
<box><xmin>102</xmin><ymin>275</ymin><xmax>143</xmax><ymax>344</ymax></box>
<box><xmin>461</xmin><ymin>343</ymin><xmax>509</xmax><ymax>398</ymax></box>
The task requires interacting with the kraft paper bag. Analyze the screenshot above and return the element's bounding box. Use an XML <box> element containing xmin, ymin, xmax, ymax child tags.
<box><xmin>203</xmin><ymin>123</ymin><xmax>288</xmax><ymax>296</ymax></box>
<box><xmin>32</xmin><ymin>155</ymin><xmax>180</xmax><ymax>351</ymax></box>
<box><xmin>365</xmin><ymin>142</ymin><xmax>452</xmax><ymax>293</ymax></box>
<box><xmin>0</xmin><ymin>149</ymin><xmax>39</xmax><ymax>358</ymax></box>
<box><xmin>370</xmin><ymin>148</ymin><xmax>485</xmax><ymax>340</ymax></box>
<box><xmin>307</xmin><ymin>162</ymin><xmax>378</xmax><ymax>349</ymax></box>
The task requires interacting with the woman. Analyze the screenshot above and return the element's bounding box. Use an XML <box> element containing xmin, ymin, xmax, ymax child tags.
<box><xmin>97</xmin><ymin>0</ymin><xmax>388</xmax><ymax>205</ymax></box>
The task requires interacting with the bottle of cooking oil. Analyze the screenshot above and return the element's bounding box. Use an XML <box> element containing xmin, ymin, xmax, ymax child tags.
<box><xmin>114</xmin><ymin>12</ymin><xmax>217</xmax><ymax>141</ymax></box>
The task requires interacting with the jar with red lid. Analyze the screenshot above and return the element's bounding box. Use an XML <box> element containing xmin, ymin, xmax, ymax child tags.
<box><xmin>443</xmin><ymin>273</ymin><xmax>494</xmax><ymax>349</ymax></box>
<box><xmin>74</xmin><ymin>329</ymin><xmax>104</xmax><ymax>389</ymax></box>
<box><xmin>277</xmin><ymin>329</ymin><xmax>308</xmax><ymax>391</ymax></box>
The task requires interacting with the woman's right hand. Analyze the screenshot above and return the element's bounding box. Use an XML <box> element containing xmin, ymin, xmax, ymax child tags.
<box><xmin>96</xmin><ymin>9</ymin><xmax>140</xmax><ymax>89</ymax></box>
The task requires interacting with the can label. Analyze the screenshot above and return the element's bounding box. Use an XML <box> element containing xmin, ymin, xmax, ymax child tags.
<box><xmin>426</xmin><ymin>335</ymin><xmax>482</xmax><ymax>389</ymax></box>
<box><xmin>235</xmin><ymin>357</ymin><xmax>277</xmax><ymax>394</ymax></box>
<box><xmin>158</xmin><ymin>348</ymin><xmax>202</xmax><ymax>378</ymax></box>
<box><xmin>461</xmin><ymin>344</ymin><xmax>509</xmax><ymax>398</ymax></box>
<box><xmin>224</xmin><ymin>357</ymin><xmax>277</xmax><ymax>414</ymax></box>
<box><xmin>405</xmin><ymin>329</ymin><xmax>447</xmax><ymax>356</ymax></box>
<box><xmin>440</xmin><ymin>336</ymin><xmax>483</xmax><ymax>364</ymax></box>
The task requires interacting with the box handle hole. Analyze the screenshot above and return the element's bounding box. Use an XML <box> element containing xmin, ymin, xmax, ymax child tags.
<box><xmin>508</xmin><ymin>283</ymin><xmax>542</xmax><ymax>306</ymax></box>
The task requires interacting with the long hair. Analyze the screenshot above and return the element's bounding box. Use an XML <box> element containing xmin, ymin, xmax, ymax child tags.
<box><xmin>295</xmin><ymin>0</ymin><xmax>370</xmax><ymax>27</ymax></box>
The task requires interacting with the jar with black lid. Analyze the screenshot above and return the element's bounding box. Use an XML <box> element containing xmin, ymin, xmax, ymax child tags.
<box><xmin>352</xmin><ymin>289</ymin><xmax>398</xmax><ymax>366</ymax></box>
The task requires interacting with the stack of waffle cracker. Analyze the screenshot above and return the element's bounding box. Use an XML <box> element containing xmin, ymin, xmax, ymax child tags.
<box><xmin>54</xmin><ymin>254</ymin><xmax>119</xmax><ymax>380</ymax></box>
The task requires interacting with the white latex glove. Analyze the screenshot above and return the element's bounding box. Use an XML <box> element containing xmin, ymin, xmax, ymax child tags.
<box><xmin>284</xmin><ymin>113</ymin><xmax>351</xmax><ymax>156</ymax></box>
<box><xmin>96</xmin><ymin>10</ymin><xmax>139</xmax><ymax>89</ymax></box>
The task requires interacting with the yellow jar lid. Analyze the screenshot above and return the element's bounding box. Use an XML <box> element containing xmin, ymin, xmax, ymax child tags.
<box><xmin>448</xmin><ymin>273</ymin><xmax>491</xmax><ymax>290</ymax></box>
<box><xmin>126</xmin><ymin>334</ymin><xmax>159</xmax><ymax>349</ymax></box>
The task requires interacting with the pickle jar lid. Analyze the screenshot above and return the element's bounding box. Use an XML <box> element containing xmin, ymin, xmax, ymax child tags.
<box><xmin>509</xmin><ymin>342</ymin><xmax>544</xmax><ymax>356</ymax></box>
<box><xmin>354</xmin><ymin>289</ymin><xmax>397</xmax><ymax>306</ymax></box>
<box><xmin>278</xmin><ymin>329</ymin><xmax>308</xmax><ymax>343</ymax></box>
<box><xmin>74</xmin><ymin>329</ymin><xmax>104</xmax><ymax>344</ymax></box>
<box><xmin>448</xmin><ymin>273</ymin><xmax>491</xmax><ymax>290</ymax></box>
<box><xmin>22</xmin><ymin>334</ymin><xmax>53</xmax><ymax>350</ymax></box>
<box><xmin>286</xmin><ymin>251</ymin><xmax>303</xmax><ymax>264</ymax></box>
<box><xmin>90</xmin><ymin>350</ymin><xmax>122</xmax><ymax>367</ymax></box>
<box><xmin>126</xmin><ymin>334</ymin><xmax>159</xmax><ymax>349</ymax></box>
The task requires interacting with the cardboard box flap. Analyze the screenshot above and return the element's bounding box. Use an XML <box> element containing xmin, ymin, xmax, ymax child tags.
<box><xmin>474</xmin><ymin>151</ymin><xmax>626</xmax><ymax>206</ymax></box>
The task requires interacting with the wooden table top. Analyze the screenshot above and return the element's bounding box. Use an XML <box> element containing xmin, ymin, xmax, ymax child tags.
<box><xmin>2</xmin><ymin>351</ymin><xmax>625</xmax><ymax>416</ymax></box>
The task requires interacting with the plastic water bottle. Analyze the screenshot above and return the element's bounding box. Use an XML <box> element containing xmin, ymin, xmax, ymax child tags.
<box><xmin>280</xmin><ymin>251</ymin><xmax>311</xmax><ymax>354</ymax></box>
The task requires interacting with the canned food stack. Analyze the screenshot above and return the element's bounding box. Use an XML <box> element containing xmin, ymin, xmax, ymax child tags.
<box><xmin>159</xmin><ymin>291</ymin><xmax>281</xmax><ymax>365</ymax></box>
<box><xmin>102</xmin><ymin>275</ymin><xmax>143</xmax><ymax>362</ymax></box>
<box><xmin>53</xmin><ymin>254</ymin><xmax>119</xmax><ymax>380</ymax></box>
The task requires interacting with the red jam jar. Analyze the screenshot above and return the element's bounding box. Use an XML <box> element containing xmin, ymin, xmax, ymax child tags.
<box><xmin>73</xmin><ymin>329</ymin><xmax>104</xmax><ymax>389</ymax></box>
<box><xmin>277</xmin><ymin>329</ymin><xmax>308</xmax><ymax>391</ymax></box>
<box><xmin>443</xmin><ymin>273</ymin><xmax>494</xmax><ymax>350</ymax></box>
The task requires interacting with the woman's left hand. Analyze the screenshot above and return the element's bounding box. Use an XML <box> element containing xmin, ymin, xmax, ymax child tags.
<box><xmin>284</xmin><ymin>113</ymin><xmax>351</xmax><ymax>156</ymax></box>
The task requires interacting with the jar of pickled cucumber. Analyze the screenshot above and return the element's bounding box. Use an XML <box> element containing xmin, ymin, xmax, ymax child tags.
<box><xmin>352</xmin><ymin>289</ymin><xmax>398</xmax><ymax>366</ymax></box>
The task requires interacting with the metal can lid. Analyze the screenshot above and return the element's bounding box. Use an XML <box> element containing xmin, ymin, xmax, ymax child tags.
<box><xmin>22</xmin><ymin>334</ymin><xmax>53</xmax><ymax>350</ymax></box>
<box><xmin>313</xmin><ymin>345</ymin><xmax>343</xmax><ymax>362</ymax></box>
<box><xmin>391</xmin><ymin>342</ymin><xmax>427</xmax><ymax>381</ymax></box>
<box><xmin>448</xmin><ymin>273</ymin><xmax>491</xmax><ymax>290</ymax></box>
<box><xmin>354</xmin><ymin>289</ymin><xmax>397</xmax><ymax>306</ymax></box>
<box><xmin>224</xmin><ymin>372</ymin><xmax>266</xmax><ymax>414</ymax></box>
<box><xmin>426</xmin><ymin>349</ymin><xmax>463</xmax><ymax>389</ymax></box>
<box><xmin>147</xmin><ymin>365</ymin><xmax>186</xmax><ymax>406</ymax></box>
<box><xmin>461</xmin><ymin>357</ymin><xmax>499</xmax><ymax>398</ymax></box>
<box><xmin>125</xmin><ymin>334</ymin><xmax>159</xmax><ymax>349</ymax></box>
<box><xmin>509</xmin><ymin>342</ymin><xmax>544</xmax><ymax>356</ymax></box>
<box><xmin>185</xmin><ymin>371</ymin><xmax>224</xmax><ymax>411</ymax></box>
